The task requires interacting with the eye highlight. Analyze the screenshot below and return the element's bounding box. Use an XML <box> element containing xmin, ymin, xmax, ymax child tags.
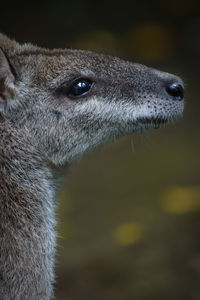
<box><xmin>67</xmin><ymin>78</ymin><xmax>93</xmax><ymax>97</ymax></box>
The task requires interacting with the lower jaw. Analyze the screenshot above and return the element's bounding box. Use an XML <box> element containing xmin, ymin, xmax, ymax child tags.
<box><xmin>137</xmin><ymin>117</ymin><xmax>169</xmax><ymax>129</ymax></box>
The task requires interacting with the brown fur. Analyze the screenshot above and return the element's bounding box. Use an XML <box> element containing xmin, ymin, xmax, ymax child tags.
<box><xmin>0</xmin><ymin>33</ymin><xmax>184</xmax><ymax>299</ymax></box>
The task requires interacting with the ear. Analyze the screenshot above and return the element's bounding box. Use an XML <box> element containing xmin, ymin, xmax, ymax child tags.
<box><xmin>0</xmin><ymin>33</ymin><xmax>19</xmax><ymax>111</ymax></box>
<box><xmin>0</xmin><ymin>48</ymin><xmax>17</xmax><ymax>109</ymax></box>
<box><xmin>0</xmin><ymin>33</ymin><xmax>19</xmax><ymax>54</ymax></box>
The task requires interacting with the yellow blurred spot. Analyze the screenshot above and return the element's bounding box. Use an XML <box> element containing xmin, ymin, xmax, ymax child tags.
<box><xmin>162</xmin><ymin>186</ymin><xmax>200</xmax><ymax>214</ymax></box>
<box><xmin>125</xmin><ymin>23</ymin><xmax>174</xmax><ymax>62</ymax></box>
<box><xmin>113</xmin><ymin>222</ymin><xmax>143</xmax><ymax>246</ymax></box>
<box><xmin>72</xmin><ymin>30</ymin><xmax>120</xmax><ymax>55</ymax></box>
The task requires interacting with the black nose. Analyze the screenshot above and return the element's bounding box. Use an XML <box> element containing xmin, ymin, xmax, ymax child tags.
<box><xmin>166</xmin><ymin>83</ymin><xmax>184</xmax><ymax>101</ymax></box>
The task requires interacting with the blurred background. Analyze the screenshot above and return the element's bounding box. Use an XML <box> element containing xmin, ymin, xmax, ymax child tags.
<box><xmin>1</xmin><ymin>0</ymin><xmax>200</xmax><ymax>299</ymax></box>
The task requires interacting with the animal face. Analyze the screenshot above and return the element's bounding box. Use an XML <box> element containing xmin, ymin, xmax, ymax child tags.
<box><xmin>0</xmin><ymin>34</ymin><xmax>184</xmax><ymax>165</ymax></box>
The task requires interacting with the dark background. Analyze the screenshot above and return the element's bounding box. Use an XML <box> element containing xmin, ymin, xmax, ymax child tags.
<box><xmin>1</xmin><ymin>1</ymin><xmax>200</xmax><ymax>299</ymax></box>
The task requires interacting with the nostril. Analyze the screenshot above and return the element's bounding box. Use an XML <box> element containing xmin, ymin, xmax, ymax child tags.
<box><xmin>166</xmin><ymin>83</ymin><xmax>184</xmax><ymax>101</ymax></box>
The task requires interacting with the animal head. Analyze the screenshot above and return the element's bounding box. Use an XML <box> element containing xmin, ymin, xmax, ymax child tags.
<box><xmin>0</xmin><ymin>33</ymin><xmax>184</xmax><ymax>165</ymax></box>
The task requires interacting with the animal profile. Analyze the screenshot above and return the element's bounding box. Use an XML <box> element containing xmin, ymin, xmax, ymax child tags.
<box><xmin>0</xmin><ymin>33</ymin><xmax>184</xmax><ymax>299</ymax></box>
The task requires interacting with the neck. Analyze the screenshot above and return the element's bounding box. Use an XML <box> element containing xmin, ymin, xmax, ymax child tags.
<box><xmin>0</xmin><ymin>124</ymin><xmax>57</xmax><ymax>300</ymax></box>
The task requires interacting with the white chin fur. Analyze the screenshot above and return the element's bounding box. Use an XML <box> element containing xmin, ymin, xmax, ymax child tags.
<box><xmin>73</xmin><ymin>96</ymin><xmax>184</xmax><ymax>125</ymax></box>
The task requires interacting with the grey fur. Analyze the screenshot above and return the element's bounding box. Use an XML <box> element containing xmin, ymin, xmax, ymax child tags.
<box><xmin>0</xmin><ymin>33</ymin><xmax>184</xmax><ymax>299</ymax></box>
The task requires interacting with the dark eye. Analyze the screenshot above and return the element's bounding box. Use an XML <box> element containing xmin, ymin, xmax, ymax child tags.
<box><xmin>67</xmin><ymin>78</ymin><xmax>93</xmax><ymax>97</ymax></box>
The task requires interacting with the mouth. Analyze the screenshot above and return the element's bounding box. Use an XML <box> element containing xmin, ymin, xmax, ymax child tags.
<box><xmin>137</xmin><ymin>117</ymin><xmax>168</xmax><ymax>129</ymax></box>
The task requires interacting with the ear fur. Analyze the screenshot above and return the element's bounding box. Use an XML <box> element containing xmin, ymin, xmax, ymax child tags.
<box><xmin>0</xmin><ymin>48</ymin><xmax>16</xmax><ymax>106</ymax></box>
<box><xmin>0</xmin><ymin>34</ymin><xmax>18</xmax><ymax>109</ymax></box>
<box><xmin>0</xmin><ymin>33</ymin><xmax>19</xmax><ymax>54</ymax></box>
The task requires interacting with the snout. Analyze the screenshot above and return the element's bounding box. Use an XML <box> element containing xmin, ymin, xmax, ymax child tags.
<box><xmin>131</xmin><ymin>65</ymin><xmax>185</xmax><ymax>128</ymax></box>
<box><xmin>150</xmin><ymin>68</ymin><xmax>184</xmax><ymax>102</ymax></box>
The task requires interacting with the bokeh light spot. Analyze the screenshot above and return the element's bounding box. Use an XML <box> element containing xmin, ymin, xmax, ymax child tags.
<box><xmin>113</xmin><ymin>222</ymin><xmax>143</xmax><ymax>246</ymax></box>
<box><xmin>125</xmin><ymin>23</ymin><xmax>174</xmax><ymax>62</ymax></box>
<box><xmin>162</xmin><ymin>186</ymin><xmax>200</xmax><ymax>214</ymax></box>
<box><xmin>72</xmin><ymin>29</ymin><xmax>120</xmax><ymax>55</ymax></box>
